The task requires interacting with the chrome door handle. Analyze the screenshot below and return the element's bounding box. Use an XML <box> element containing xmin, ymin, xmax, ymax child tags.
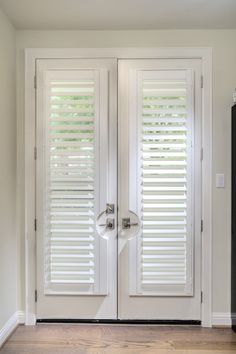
<box><xmin>98</xmin><ymin>218</ymin><xmax>115</xmax><ymax>230</ymax></box>
<box><xmin>96</xmin><ymin>203</ymin><xmax>115</xmax><ymax>239</ymax></box>
<box><xmin>122</xmin><ymin>217</ymin><xmax>138</xmax><ymax>230</ymax></box>
<box><xmin>119</xmin><ymin>211</ymin><xmax>140</xmax><ymax>240</ymax></box>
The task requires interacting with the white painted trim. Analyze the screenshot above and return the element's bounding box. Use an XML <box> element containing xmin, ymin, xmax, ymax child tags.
<box><xmin>24</xmin><ymin>47</ymin><xmax>212</xmax><ymax>326</ymax></box>
<box><xmin>24</xmin><ymin>312</ymin><xmax>36</xmax><ymax>326</ymax></box>
<box><xmin>200</xmin><ymin>49</ymin><xmax>213</xmax><ymax>328</ymax></box>
<box><xmin>25</xmin><ymin>50</ymin><xmax>37</xmax><ymax>325</ymax></box>
<box><xmin>0</xmin><ymin>313</ymin><xmax>18</xmax><ymax>348</ymax></box>
<box><xmin>212</xmin><ymin>312</ymin><xmax>232</xmax><ymax>327</ymax></box>
<box><xmin>17</xmin><ymin>311</ymin><xmax>25</xmax><ymax>324</ymax></box>
<box><xmin>0</xmin><ymin>311</ymin><xmax>34</xmax><ymax>348</ymax></box>
<box><xmin>25</xmin><ymin>47</ymin><xmax>212</xmax><ymax>60</ymax></box>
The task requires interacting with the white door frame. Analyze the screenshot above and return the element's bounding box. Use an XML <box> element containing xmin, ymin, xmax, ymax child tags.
<box><xmin>24</xmin><ymin>47</ymin><xmax>212</xmax><ymax>327</ymax></box>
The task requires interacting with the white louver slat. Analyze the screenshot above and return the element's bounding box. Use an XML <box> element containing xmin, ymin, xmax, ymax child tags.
<box><xmin>48</xmin><ymin>77</ymin><xmax>96</xmax><ymax>288</ymax></box>
<box><xmin>130</xmin><ymin>70</ymin><xmax>194</xmax><ymax>296</ymax></box>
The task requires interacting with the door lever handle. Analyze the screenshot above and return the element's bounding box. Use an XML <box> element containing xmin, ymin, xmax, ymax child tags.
<box><xmin>99</xmin><ymin>218</ymin><xmax>115</xmax><ymax>230</ymax></box>
<box><xmin>122</xmin><ymin>217</ymin><xmax>138</xmax><ymax>230</ymax></box>
<box><xmin>96</xmin><ymin>205</ymin><xmax>115</xmax><ymax>239</ymax></box>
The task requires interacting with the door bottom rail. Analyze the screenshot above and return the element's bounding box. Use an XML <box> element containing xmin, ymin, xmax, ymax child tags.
<box><xmin>37</xmin><ymin>319</ymin><xmax>201</xmax><ymax>325</ymax></box>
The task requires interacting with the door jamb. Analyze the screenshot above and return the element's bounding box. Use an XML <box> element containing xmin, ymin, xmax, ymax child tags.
<box><xmin>24</xmin><ymin>47</ymin><xmax>212</xmax><ymax>327</ymax></box>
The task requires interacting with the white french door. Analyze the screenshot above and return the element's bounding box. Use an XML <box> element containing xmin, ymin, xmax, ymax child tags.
<box><xmin>36</xmin><ymin>57</ymin><xmax>202</xmax><ymax>321</ymax></box>
<box><xmin>118</xmin><ymin>59</ymin><xmax>202</xmax><ymax>320</ymax></box>
<box><xmin>36</xmin><ymin>59</ymin><xmax>117</xmax><ymax>319</ymax></box>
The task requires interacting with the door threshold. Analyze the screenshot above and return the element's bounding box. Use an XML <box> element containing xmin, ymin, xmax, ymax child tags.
<box><xmin>37</xmin><ymin>319</ymin><xmax>201</xmax><ymax>325</ymax></box>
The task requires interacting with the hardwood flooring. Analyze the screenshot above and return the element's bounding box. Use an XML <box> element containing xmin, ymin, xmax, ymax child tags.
<box><xmin>1</xmin><ymin>324</ymin><xmax>236</xmax><ymax>354</ymax></box>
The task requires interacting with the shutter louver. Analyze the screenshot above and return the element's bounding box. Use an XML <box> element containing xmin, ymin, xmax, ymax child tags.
<box><xmin>139</xmin><ymin>72</ymin><xmax>193</xmax><ymax>294</ymax></box>
<box><xmin>45</xmin><ymin>75</ymin><xmax>97</xmax><ymax>290</ymax></box>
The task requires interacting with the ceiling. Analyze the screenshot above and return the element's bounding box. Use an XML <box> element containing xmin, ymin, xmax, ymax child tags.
<box><xmin>0</xmin><ymin>0</ymin><xmax>236</xmax><ymax>30</ymax></box>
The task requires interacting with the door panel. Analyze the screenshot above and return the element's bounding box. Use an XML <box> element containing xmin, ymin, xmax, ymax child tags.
<box><xmin>36</xmin><ymin>57</ymin><xmax>202</xmax><ymax>321</ymax></box>
<box><xmin>36</xmin><ymin>59</ymin><xmax>117</xmax><ymax>319</ymax></box>
<box><xmin>118</xmin><ymin>59</ymin><xmax>202</xmax><ymax>320</ymax></box>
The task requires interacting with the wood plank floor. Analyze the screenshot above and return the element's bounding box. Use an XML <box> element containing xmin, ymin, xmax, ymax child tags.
<box><xmin>1</xmin><ymin>324</ymin><xmax>236</xmax><ymax>354</ymax></box>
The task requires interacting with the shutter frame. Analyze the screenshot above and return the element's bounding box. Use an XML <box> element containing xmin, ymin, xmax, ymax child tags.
<box><xmin>129</xmin><ymin>69</ymin><xmax>194</xmax><ymax>296</ymax></box>
<box><xmin>39</xmin><ymin>68</ymin><xmax>109</xmax><ymax>295</ymax></box>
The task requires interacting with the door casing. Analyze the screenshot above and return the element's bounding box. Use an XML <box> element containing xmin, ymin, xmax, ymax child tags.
<box><xmin>24</xmin><ymin>47</ymin><xmax>212</xmax><ymax>327</ymax></box>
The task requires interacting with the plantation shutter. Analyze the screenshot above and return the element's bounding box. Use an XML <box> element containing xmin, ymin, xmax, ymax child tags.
<box><xmin>129</xmin><ymin>69</ymin><xmax>194</xmax><ymax>296</ymax></box>
<box><xmin>40</xmin><ymin>69</ymin><xmax>109</xmax><ymax>295</ymax></box>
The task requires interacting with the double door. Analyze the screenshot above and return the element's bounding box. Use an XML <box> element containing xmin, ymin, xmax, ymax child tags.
<box><xmin>36</xmin><ymin>58</ymin><xmax>202</xmax><ymax>320</ymax></box>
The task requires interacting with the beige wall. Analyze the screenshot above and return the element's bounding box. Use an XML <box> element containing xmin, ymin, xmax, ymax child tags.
<box><xmin>16</xmin><ymin>29</ymin><xmax>236</xmax><ymax>317</ymax></box>
<box><xmin>0</xmin><ymin>9</ymin><xmax>16</xmax><ymax>330</ymax></box>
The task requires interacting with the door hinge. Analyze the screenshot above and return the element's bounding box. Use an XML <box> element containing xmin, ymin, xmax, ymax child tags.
<box><xmin>201</xmin><ymin>219</ymin><xmax>203</xmax><ymax>233</ymax></box>
<box><xmin>200</xmin><ymin>147</ymin><xmax>203</xmax><ymax>161</ymax></box>
<box><xmin>34</xmin><ymin>218</ymin><xmax>37</xmax><ymax>231</ymax></box>
<box><xmin>201</xmin><ymin>75</ymin><xmax>204</xmax><ymax>89</ymax></box>
<box><xmin>201</xmin><ymin>291</ymin><xmax>203</xmax><ymax>303</ymax></box>
<box><xmin>35</xmin><ymin>290</ymin><xmax>38</xmax><ymax>303</ymax></box>
<box><xmin>34</xmin><ymin>147</ymin><xmax>37</xmax><ymax>160</ymax></box>
<box><xmin>34</xmin><ymin>75</ymin><xmax>37</xmax><ymax>89</ymax></box>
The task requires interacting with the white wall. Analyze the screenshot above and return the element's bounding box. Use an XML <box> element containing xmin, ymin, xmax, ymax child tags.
<box><xmin>16</xmin><ymin>29</ymin><xmax>236</xmax><ymax>318</ymax></box>
<box><xmin>0</xmin><ymin>8</ymin><xmax>17</xmax><ymax>330</ymax></box>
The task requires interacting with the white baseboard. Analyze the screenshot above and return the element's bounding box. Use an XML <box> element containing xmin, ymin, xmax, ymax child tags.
<box><xmin>0</xmin><ymin>312</ymin><xmax>18</xmax><ymax>347</ymax></box>
<box><xmin>0</xmin><ymin>311</ymin><xmax>27</xmax><ymax>348</ymax></box>
<box><xmin>17</xmin><ymin>311</ymin><xmax>25</xmax><ymax>324</ymax></box>
<box><xmin>17</xmin><ymin>311</ymin><xmax>37</xmax><ymax>325</ymax></box>
<box><xmin>212</xmin><ymin>312</ymin><xmax>232</xmax><ymax>327</ymax></box>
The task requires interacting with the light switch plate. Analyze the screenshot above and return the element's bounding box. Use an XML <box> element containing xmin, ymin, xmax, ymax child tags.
<box><xmin>216</xmin><ymin>173</ymin><xmax>225</xmax><ymax>188</ymax></box>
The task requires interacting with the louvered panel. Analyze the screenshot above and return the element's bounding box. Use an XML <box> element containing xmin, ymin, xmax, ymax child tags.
<box><xmin>45</xmin><ymin>75</ymin><xmax>97</xmax><ymax>288</ymax></box>
<box><xmin>139</xmin><ymin>72</ymin><xmax>193</xmax><ymax>292</ymax></box>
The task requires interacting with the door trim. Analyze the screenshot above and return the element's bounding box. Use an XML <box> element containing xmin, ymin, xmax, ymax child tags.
<box><xmin>24</xmin><ymin>47</ymin><xmax>212</xmax><ymax>327</ymax></box>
